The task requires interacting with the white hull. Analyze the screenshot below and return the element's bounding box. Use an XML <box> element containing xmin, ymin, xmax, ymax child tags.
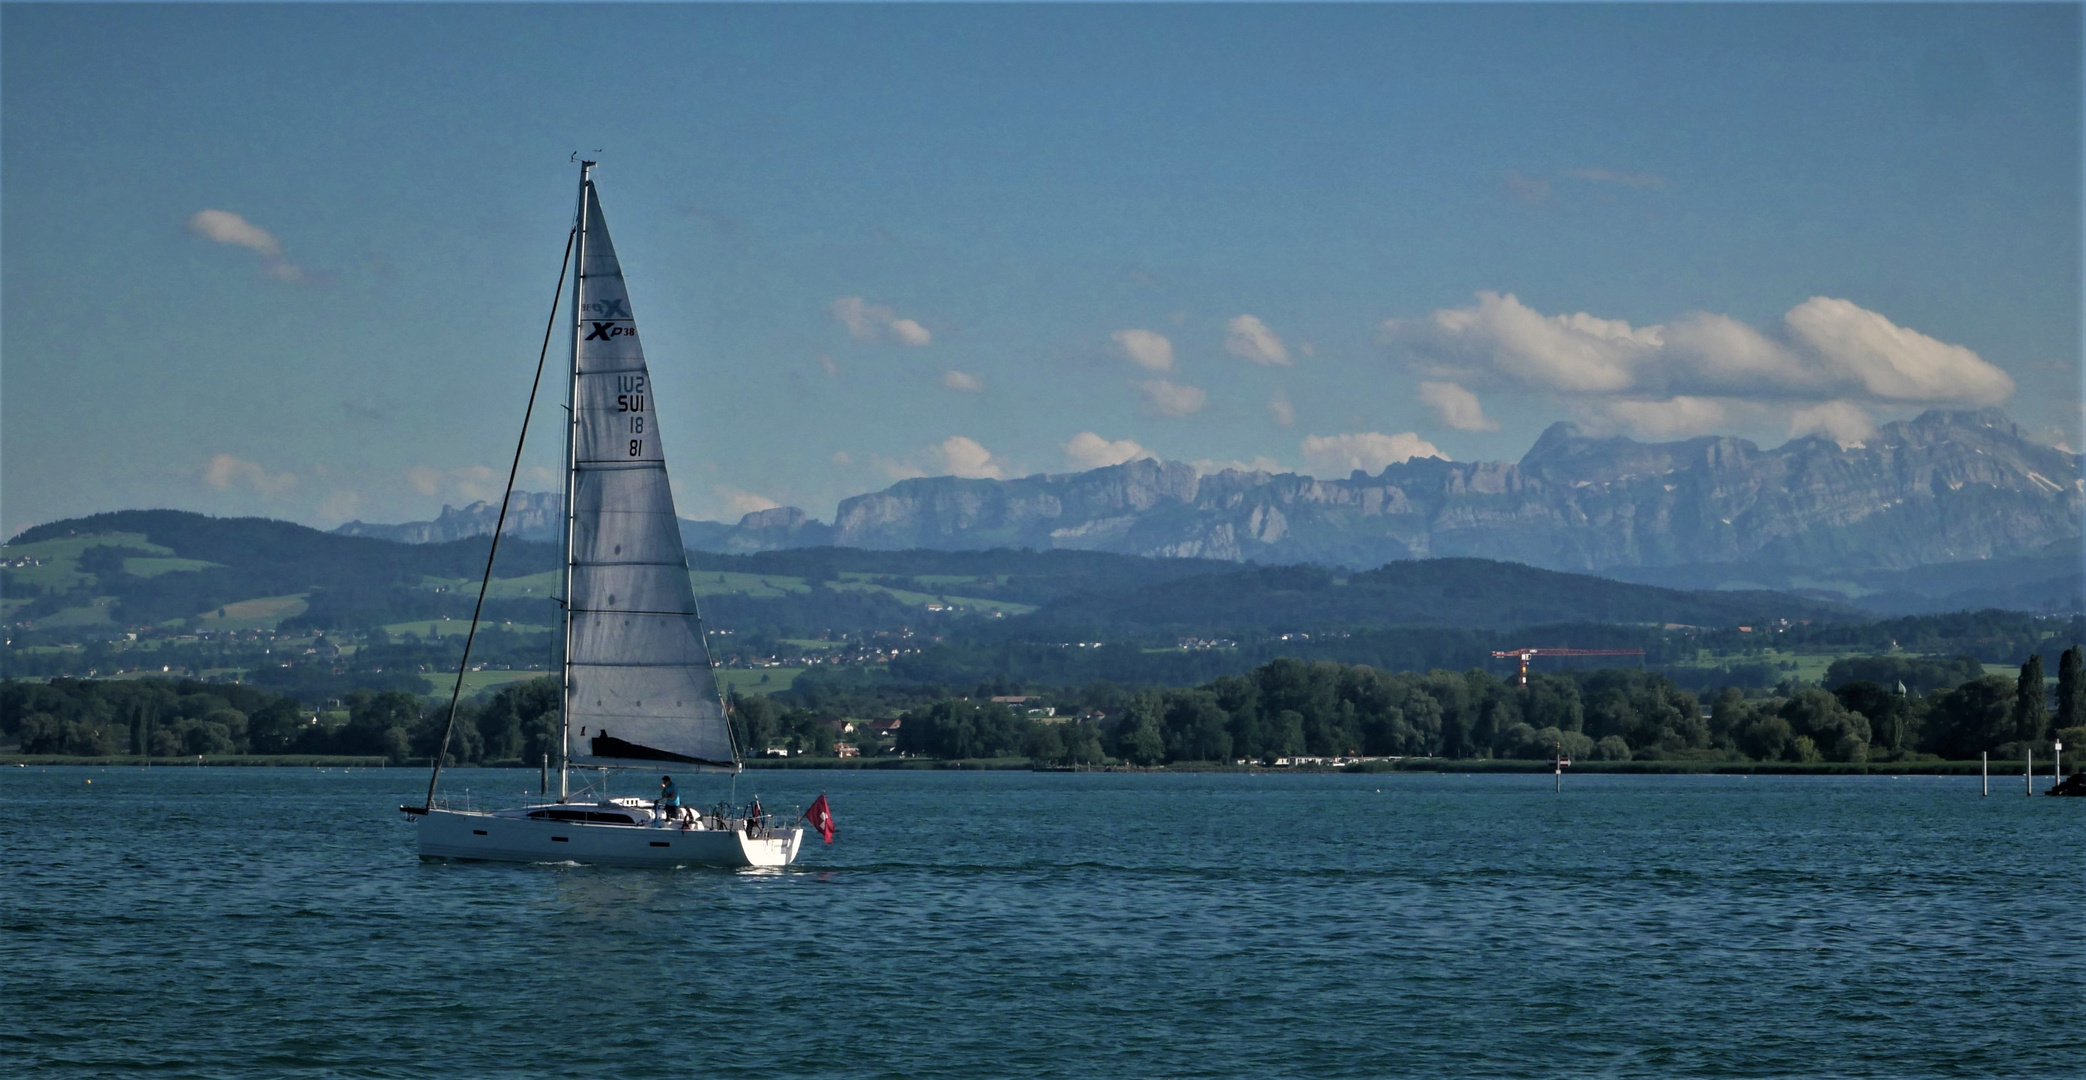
<box><xmin>417</xmin><ymin>807</ymin><xmax>802</xmax><ymax>868</ymax></box>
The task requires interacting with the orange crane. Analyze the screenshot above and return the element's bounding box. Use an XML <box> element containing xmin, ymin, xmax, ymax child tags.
<box><xmin>1491</xmin><ymin>647</ymin><xmax>1647</xmax><ymax>686</ymax></box>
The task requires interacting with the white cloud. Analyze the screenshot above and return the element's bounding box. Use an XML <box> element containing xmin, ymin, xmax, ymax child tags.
<box><xmin>1381</xmin><ymin>292</ymin><xmax>2014</xmax><ymax>414</ymax></box>
<box><xmin>1112</xmin><ymin>329</ymin><xmax>1175</xmax><ymax>372</ymax></box>
<box><xmin>1603</xmin><ymin>396</ymin><xmax>1730</xmax><ymax>439</ymax></box>
<box><xmin>405</xmin><ymin>466</ymin><xmax>442</xmax><ymax>496</ymax></box>
<box><xmin>889</xmin><ymin>319</ymin><xmax>932</xmax><ymax>347</ymax></box>
<box><xmin>1267</xmin><ymin>394</ymin><xmax>1296</xmax><ymax>428</ymax></box>
<box><xmin>929</xmin><ymin>435</ymin><xmax>1005</xmax><ymax>479</ymax></box>
<box><xmin>188</xmin><ymin>209</ymin><xmax>304</xmax><ymax>282</ymax></box>
<box><xmin>401</xmin><ymin>464</ymin><xmax>501</xmax><ymax>503</ymax></box>
<box><xmin>188</xmin><ymin>209</ymin><xmax>281</xmax><ymax>256</ymax></box>
<box><xmin>317</xmin><ymin>489</ymin><xmax>362</xmax><ymax>524</ymax></box>
<box><xmin>1788</xmin><ymin>400</ymin><xmax>1878</xmax><ymax>448</ymax></box>
<box><xmin>942</xmin><ymin>370</ymin><xmax>985</xmax><ymax>392</ymax></box>
<box><xmin>831</xmin><ymin>451</ymin><xmax>854</xmax><ymax>467</ymax></box>
<box><xmin>719</xmin><ymin>486</ymin><xmax>782</xmax><ymax>517</ymax></box>
<box><xmin>828</xmin><ymin>296</ymin><xmax>932</xmax><ymax>346</ymax></box>
<box><xmin>1190</xmin><ymin>456</ymin><xmax>1286</xmax><ymax>476</ymax></box>
<box><xmin>1136</xmin><ymin>378</ymin><xmax>1208</xmax><ymax>417</ymax></box>
<box><xmin>874</xmin><ymin>456</ymin><xmax>927</xmax><ymax>482</ymax></box>
<box><xmin>1782</xmin><ymin>297</ymin><xmax>2013</xmax><ymax>405</ymax></box>
<box><xmin>1225</xmin><ymin>314</ymin><xmax>1291</xmax><ymax>366</ymax></box>
<box><xmin>1299</xmin><ymin>432</ymin><xmax>1444</xmax><ymax>476</ymax></box>
<box><xmin>1417</xmin><ymin>381</ymin><xmax>1499</xmax><ymax>432</ymax></box>
<box><xmin>203</xmin><ymin>453</ymin><xmax>298</xmax><ymax>497</ymax></box>
<box><xmin>1063</xmin><ymin>432</ymin><xmax>1151</xmax><ymax>470</ymax></box>
<box><xmin>1386</xmin><ymin>291</ymin><xmax>1649</xmax><ymax>393</ymax></box>
<box><xmin>451</xmin><ymin>465</ymin><xmax>500</xmax><ymax>503</ymax></box>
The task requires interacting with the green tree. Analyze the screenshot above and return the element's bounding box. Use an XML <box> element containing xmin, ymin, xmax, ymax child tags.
<box><xmin>339</xmin><ymin>689</ymin><xmax>424</xmax><ymax>763</ymax></box>
<box><xmin>897</xmin><ymin>699</ymin><xmax>1028</xmax><ymax>760</ymax></box>
<box><xmin>1119</xmin><ymin>717</ymin><xmax>1165</xmax><ymax>765</ymax></box>
<box><xmin>1709</xmin><ymin>687</ymin><xmax>1751</xmax><ymax>749</ymax></box>
<box><xmin>2056</xmin><ymin>646</ymin><xmax>2084</xmax><ymax>734</ymax></box>
<box><xmin>1739</xmin><ymin>714</ymin><xmax>1794</xmax><ymax>761</ymax></box>
<box><xmin>18</xmin><ymin>712</ymin><xmax>67</xmax><ymax>754</ymax></box>
<box><xmin>1270</xmin><ymin>709</ymin><xmax>1307</xmax><ymax>759</ymax></box>
<box><xmin>2013</xmin><ymin>654</ymin><xmax>2047</xmax><ymax>742</ymax></box>
<box><xmin>1923</xmin><ymin>675</ymin><xmax>2015</xmax><ymax>759</ymax></box>
<box><xmin>1779</xmin><ymin>689</ymin><xmax>1870</xmax><ymax>762</ymax></box>
<box><xmin>1833</xmin><ymin>681</ymin><xmax>1910</xmax><ymax>755</ymax></box>
<box><xmin>1023</xmin><ymin>722</ymin><xmax>1066</xmax><ymax>765</ymax></box>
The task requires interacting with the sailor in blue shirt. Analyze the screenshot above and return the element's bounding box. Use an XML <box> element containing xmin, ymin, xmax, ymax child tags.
<box><xmin>658</xmin><ymin>775</ymin><xmax>680</xmax><ymax>823</ymax></box>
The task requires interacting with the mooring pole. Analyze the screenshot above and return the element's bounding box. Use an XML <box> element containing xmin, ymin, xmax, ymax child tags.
<box><xmin>1982</xmin><ymin>751</ymin><xmax>1988</xmax><ymax>797</ymax></box>
<box><xmin>540</xmin><ymin>752</ymin><xmax>549</xmax><ymax>795</ymax></box>
<box><xmin>2026</xmin><ymin>749</ymin><xmax>2033</xmax><ymax>796</ymax></box>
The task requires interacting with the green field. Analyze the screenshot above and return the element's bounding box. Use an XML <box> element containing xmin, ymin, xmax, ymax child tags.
<box><xmin>691</xmin><ymin>571</ymin><xmax>812</xmax><ymax>599</ymax></box>
<box><xmin>715</xmin><ymin>667</ymin><xmax>804</xmax><ymax>695</ymax></box>
<box><xmin>24</xmin><ymin>597</ymin><xmax>121</xmax><ymax>629</ymax></box>
<box><xmin>1</xmin><ymin>531</ymin><xmax>173</xmax><ymax>592</ymax></box>
<box><xmin>458</xmin><ymin>669</ymin><xmax>550</xmax><ymax>697</ymax></box>
<box><xmin>407</xmin><ymin>568</ymin><xmax>1034</xmax><ymax>618</ymax></box>
<box><xmin>1663</xmin><ymin>647</ymin><xmax>1848</xmax><ymax>684</ymax></box>
<box><xmin>385</xmin><ymin>618</ymin><xmax>552</xmax><ymax>638</ymax></box>
<box><xmin>483</xmin><ymin>570</ymin><xmax>560</xmax><ymax>599</ymax></box>
<box><xmin>196</xmin><ymin>593</ymin><xmax>309</xmax><ymax>630</ymax></box>
<box><xmin>826</xmin><ymin>579</ymin><xmax>1036</xmax><ymax>616</ymax></box>
<box><xmin>121</xmin><ymin>556</ymin><xmax>219</xmax><ymax>578</ymax></box>
<box><xmin>418</xmin><ymin>668</ymin><xmax>785</xmax><ymax>697</ymax></box>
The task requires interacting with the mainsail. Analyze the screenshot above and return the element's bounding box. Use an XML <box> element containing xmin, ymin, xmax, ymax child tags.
<box><xmin>562</xmin><ymin>180</ymin><xmax>737</xmax><ymax>771</ymax></box>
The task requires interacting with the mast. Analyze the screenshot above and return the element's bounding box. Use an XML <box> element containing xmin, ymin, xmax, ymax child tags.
<box><xmin>559</xmin><ymin>161</ymin><xmax>593</xmax><ymax>801</ymax></box>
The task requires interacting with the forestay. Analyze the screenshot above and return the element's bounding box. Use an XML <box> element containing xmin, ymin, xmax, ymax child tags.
<box><xmin>563</xmin><ymin>182</ymin><xmax>737</xmax><ymax>771</ymax></box>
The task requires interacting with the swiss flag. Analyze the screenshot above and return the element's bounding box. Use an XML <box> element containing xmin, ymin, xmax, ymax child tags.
<box><xmin>802</xmin><ymin>793</ymin><xmax>835</xmax><ymax>844</ymax></box>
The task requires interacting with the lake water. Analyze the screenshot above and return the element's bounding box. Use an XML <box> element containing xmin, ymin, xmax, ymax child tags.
<box><xmin>4</xmin><ymin>767</ymin><xmax>2080</xmax><ymax>1078</ymax></box>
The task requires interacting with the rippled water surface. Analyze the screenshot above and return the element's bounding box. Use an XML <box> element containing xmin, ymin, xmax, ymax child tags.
<box><xmin>5</xmin><ymin>767</ymin><xmax>2081</xmax><ymax>1078</ymax></box>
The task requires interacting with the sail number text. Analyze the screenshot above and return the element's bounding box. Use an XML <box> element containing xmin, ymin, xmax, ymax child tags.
<box><xmin>616</xmin><ymin>375</ymin><xmax>647</xmax><ymax>456</ymax></box>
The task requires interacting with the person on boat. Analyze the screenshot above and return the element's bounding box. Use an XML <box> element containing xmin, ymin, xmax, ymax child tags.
<box><xmin>747</xmin><ymin>796</ymin><xmax>763</xmax><ymax>834</ymax></box>
<box><xmin>658</xmin><ymin>775</ymin><xmax>680</xmax><ymax>823</ymax></box>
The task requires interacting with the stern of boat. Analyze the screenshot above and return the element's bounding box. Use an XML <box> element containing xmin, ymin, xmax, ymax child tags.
<box><xmin>740</xmin><ymin>826</ymin><xmax>804</xmax><ymax>868</ymax></box>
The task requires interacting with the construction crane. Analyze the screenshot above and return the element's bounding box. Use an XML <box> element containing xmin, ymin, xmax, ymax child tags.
<box><xmin>1491</xmin><ymin>647</ymin><xmax>1647</xmax><ymax>686</ymax></box>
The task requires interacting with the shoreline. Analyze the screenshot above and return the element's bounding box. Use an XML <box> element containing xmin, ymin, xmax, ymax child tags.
<box><xmin>1</xmin><ymin>753</ymin><xmax>2034</xmax><ymax>776</ymax></box>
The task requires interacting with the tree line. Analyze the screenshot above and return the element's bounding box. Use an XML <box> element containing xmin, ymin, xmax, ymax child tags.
<box><xmin>8</xmin><ymin>645</ymin><xmax>2083</xmax><ymax>768</ymax></box>
<box><xmin>892</xmin><ymin>649</ymin><xmax>2086</xmax><ymax>767</ymax></box>
<box><xmin>0</xmin><ymin>677</ymin><xmax>562</xmax><ymax>764</ymax></box>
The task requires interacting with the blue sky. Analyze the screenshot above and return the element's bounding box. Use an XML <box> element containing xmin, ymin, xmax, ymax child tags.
<box><xmin>3</xmin><ymin>4</ymin><xmax>2079</xmax><ymax>537</ymax></box>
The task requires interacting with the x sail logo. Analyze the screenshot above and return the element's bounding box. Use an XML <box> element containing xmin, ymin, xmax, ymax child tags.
<box><xmin>586</xmin><ymin>322</ymin><xmax>636</xmax><ymax>341</ymax></box>
<box><xmin>588</xmin><ymin>298</ymin><xmax>631</xmax><ymax>318</ymax></box>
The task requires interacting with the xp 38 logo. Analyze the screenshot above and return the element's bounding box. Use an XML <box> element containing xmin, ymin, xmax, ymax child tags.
<box><xmin>586</xmin><ymin>322</ymin><xmax>637</xmax><ymax>341</ymax></box>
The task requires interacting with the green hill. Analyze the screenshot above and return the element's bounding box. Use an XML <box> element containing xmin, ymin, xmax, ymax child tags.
<box><xmin>1021</xmin><ymin>558</ymin><xmax>1850</xmax><ymax>636</ymax></box>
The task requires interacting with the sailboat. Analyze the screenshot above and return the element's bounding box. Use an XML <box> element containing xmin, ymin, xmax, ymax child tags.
<box><xmin>403</xmin><ymin>163</ymin><xmax>804</xmax><ymax>868</ymax></box>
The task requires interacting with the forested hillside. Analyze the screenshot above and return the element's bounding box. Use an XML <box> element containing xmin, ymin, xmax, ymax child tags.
<box><xmin>1019</xmin><ymin>559</ymin><xmax>1845</xmax><ymax>636</ymax></box>
<box><xmin>6</xmin><ymin>510</ymin><xmax>2079</xmax><ymax>707</ymax></box>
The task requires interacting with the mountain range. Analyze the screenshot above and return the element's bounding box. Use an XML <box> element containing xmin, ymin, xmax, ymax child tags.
<box><xmin>334</xmin><ymin>410</ymin><xmax>2083</xmax><ymax>611</ymax></box>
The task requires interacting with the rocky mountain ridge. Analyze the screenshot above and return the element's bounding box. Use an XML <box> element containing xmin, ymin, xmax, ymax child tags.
<box><xmin>331</xmin><ymin>410</ymin><xmax>2082</xmax><ymax>578</ymax></box>
<box><xmin>334</xmin><ymin>491</ymin><xmax>563</xmax><ymax>545</ymax></box>
<box><xmin>815</xmin><ymin>409</ymin><xmax>2081</xmax><ymax>573</ymax></box>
